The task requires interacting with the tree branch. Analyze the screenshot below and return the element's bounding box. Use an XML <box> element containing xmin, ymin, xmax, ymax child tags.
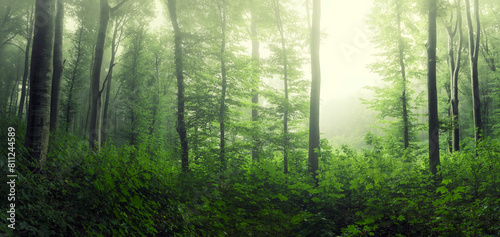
<box><xmin>4</xmin><ymin>42</ymin><xmax>25</xmax><ymax>53</ymax></box>
<box><xmin>99</xmin><ymin>63</ymin><xmax>116</xmax><ymax>98</ymax></box>
<box><xmin>111</xmin><ymin>0</ymin><xmax>129</xmax><ymax>12</ymax></box>
<box><xmin>0</xmin><ymin>33</ymin><xmax>18</xmax><ymax>50</ymax></box>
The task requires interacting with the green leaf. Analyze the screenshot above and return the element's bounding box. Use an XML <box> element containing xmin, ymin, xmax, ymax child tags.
<box><xmin>276</xmin><ymin>193</ymin><xmax>288</xmax><ymax>201</ymax></box>
<box><xmin>433</xmin><ymin>199</ymin><xmax>445</xmax><ymax>206</ymax></box>
<box><xmin>453</xmin><ymin>186</ymin><xmax>465</xmax><ymax>194</ymax></box>
<box><xmin>366</xmin><ymin>183</ymin><xmax>374</xmax><ymax>190</ymax></box>
<box><xmin>441</xmin><ymin>179</ymin><xmax>451</xmax><ymax>185</ymax></box>
<box><xmin>436</xmin><ymin>186</ymin><xmax>448</xmax><ymax>194</ymax></box>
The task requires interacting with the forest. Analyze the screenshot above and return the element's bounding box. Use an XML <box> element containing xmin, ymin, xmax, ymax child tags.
<box><xmin>0</xmin><ymin>0</ymin><xmax>499</xmax><ymax>236</ymax></box>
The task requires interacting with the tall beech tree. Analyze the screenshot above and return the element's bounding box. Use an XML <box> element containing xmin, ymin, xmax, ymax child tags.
<box><xmin>445</xmin><ymin>0</ymin><xmax>463</xmax><ymax>152</ymax></box>
<box><xmin>427</xmin><ymin>0</ymin><xmax>440</xmax><ymax>175</ymax></box>
<box><xmin>218</xmin><ymin>0</ymin><xmax>228</xmax><ymax>172</ymax></box>
<box><xmin>273</xmin><ymin>0</ymin><xmax>289</xmax><ymax>174</ymax></box>
<box><xmin>308</xmin><ymin>0</ymin><xmax>320</xmax><ymax>178</ymax></box>
<box><xmin>25</xmin><ymin>0</ymin><xmax>56</xmax><ymax>170</ymax></box>
<box><xmin>465</xmin><ymin>0</ymin><xmax>482</xmax><ymax>144</ymax></box>
<box><xmin>395</xmin><ymin>0</ymin><xmax>409</xmax><ymax>150</ymax></box>
<box><xmin>250</xmin><ymin>0</ymin><xmax>260</xmax><ymax>162</ymax></box>
<box><xmin>89</xmin><ymin>0</ymin><xmax>128</xmax><ymax>151</ymax></box>
<box><xmin>167</xmin><ymin>0</ymin><xmax>189</xmax><ymax>172</ymax></box>
<box><xmin>50</xmin><ymin>0</ymin><xmax>64</xmax><ymax>132</ymax></box>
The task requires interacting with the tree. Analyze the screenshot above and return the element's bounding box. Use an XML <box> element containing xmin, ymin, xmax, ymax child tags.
<box><xmin>308</xmin><ymin>0</ymin><xmax>320</xmax><ymax>178</ymax></box>
<box><xmin>64</xmin><ymin>26</ymin><xmax>83</xmax><ymax>133</ymax></box>
<box><xmin>479</xmin><ymin>1</ymin><xmax>500</xmax><ymax>137</ymax></box>
<box><xmin>167</xmin><ymin>0</ymin><xmax>189</xmax><ymax>172</ymax></box>
<box><xmin>0</xmin><ymin>1</ymin><xmax>24</xmax><ymax>51</ymax></box>
<box><xmin>101</xmin><ymin>15</ymin><xmax>127</xmax><ymax>144</ymax></box>
<box><xmin>395</xmin><ymin>0</ymin><xmax>409</xmax><ymax>150</ymax></box>
<box><xmin>364</xmin><ymin>0</ymin><xmax>422</xmax><ymax>157</ymax></box>
<box><xmin>89</xmin><ymin>0</ymin><xmax>128</xmax><ymax>151</ymax></box>
<box><xmin>250</xmin><ymin>0</ymin><xmax>260</xmax><ymax>162</ymax></box>
<box><xmin>465</xmin><ymin>0</ymin><xmax>482</xmax><ymax>144</ymax></box>
<box><xmin>61</xmin><ymin>0</ymin><xmax>98</xmax><ymax>134</ymax></box>
<box><xmin>24</xmin><ymin>0</ymin><xmax>56</xmax><ymax>170</ymax></box>
<box><xmin>218</xmin><ymin>0</ymin><xmax>228</xmax><ymax>172</ymax></box>
<box><xmin>427</xmin><ymin>0</ymin><xmax>440</xmax><ymax>175</ymax></box>
<box><xmin>17</xmin><ymin>3</ymin><xmax>34</xmax><ymax>118</ymax></box>
<box><xmin>50</xmin><ymin>0</ymin><xmax>64</xmax><ymax>132</ymax></box>
<box><xmin>445</xmin><ymin>0</ymin><xmax>463</xmax><ymax>152</ymax></box>
<box><xmin>117</xmin><ymin>6</ymin><xmax>156</xmax><ymax>147</ymax></box>
<box><xmin>273</xmin><ymin>0</ymin><xmax>289</xmax><ymax>174</ymax></box>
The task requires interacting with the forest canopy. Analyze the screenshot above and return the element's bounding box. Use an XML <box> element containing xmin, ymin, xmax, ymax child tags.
<box><xmin>1</xmin><ymin>0</ymin><xmax>500</xmax><ymax>236</ymax></box>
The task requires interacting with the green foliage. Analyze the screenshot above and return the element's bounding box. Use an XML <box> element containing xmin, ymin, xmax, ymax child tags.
<box><xmin>2</xmin><ymin>115</ymin><xmax>500</xmax><ymax>236</ymax></box>
<box><xmin>363</xmin><ymin>0</ymin><xmax>426</xmax><ymax>158</ymax></box>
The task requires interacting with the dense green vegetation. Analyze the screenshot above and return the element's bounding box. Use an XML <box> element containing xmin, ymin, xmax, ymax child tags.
<box><xmin>1</xmin><ymin>119</ymin><xmax>500</xmax><ymax>236</ymax></box>
<box><xmin>1</xmin><ymin>0</ymin><xmax>500</xmax><ymax>236</ymax></box>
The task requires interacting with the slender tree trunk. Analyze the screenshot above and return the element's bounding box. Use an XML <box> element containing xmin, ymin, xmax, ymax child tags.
<box><xmin>89</xmin><ymin>0</ymin><xmax>110</xmax><ymax>150</ymax></box>
<box><xmin>218</xmin><ymin>0</ymin><xmax>227</xmax><ymax>172</ymax></box>
<box><xmin>168</xmin><ymin>0</ymin><xmax>189</xmax><ymax>172</ymax></box>
<box><xmin>447</xmin><ymin>0</ymin><xmax>462</xmax><ymax>152</ymax></box>
<box><xmin>308</xmin><ymin>0</ymin><xmax>321</xmax><ymax>179</ymax></box>
<box><xmin>465</xmin><ymin>0</ymin><xmax>482</xmax><ymax>144</ymax></box>
<box><xmin>25</xmin><ymin>0</ymin><xmax>56</xmax><ymax>171</ymax></box>
<box><xmin>427</xmin><ymin>0</ymin><xmax>440</xmax><ymax>175</ymax></box>
<box><xmin>89</xmin><ymin>0</ymin><xmax>128</xmax><ymax>150</ymax></box>
<box><xmin>66</xmin><ymin>26</ymin><xmax>84</xmax><ymax>133</ymax></box>
<box><xmin>395</xmin><ymin>0</ymin><xmax>409</xmax><ymax>150</ymax></box>
<box><xmin>18</xmin><ymin>5</ymin><xmax>34</xmax><ymax>119</ymax></box>
<box><xmin>480</xmin><ymin>30</ymin><xmax>498</xmax><ymax>137</ymax></box>
<box><xmin>250</xmin><ymin>0</ymin><xmax>260</xmax><ymax>162</ymax></box>
<box><xmin>84</xmin><ymin>88</ymin><xmax>91</xmax><ymax>138</ymax></box>
<box><xmin>101</xmin><ymin>19</ymin><xmax>121</xmax><ymax>145</ymax></box>
<box><xmin>274</xmin><ymin>0</ymin><xmax>289</xmax><ymax>174</ymax></box>
<box><xmin>50</xmin><ymin>0</ymin><xmax>64</xmax><ymax>132</ymax></box>
<box><xmin>150</xmin><ymin>55</ymin><xmax>160</xmax><ymax>136</ymax></box>
<box><xmin>9</xmin><ymin>56</ymin><xmax>22</xmax><ymax>115</ymax></box>
<box><xmin>128</xmin><ymin>27</ymin><xmax>144</xmax><ymax>146</ymax></box>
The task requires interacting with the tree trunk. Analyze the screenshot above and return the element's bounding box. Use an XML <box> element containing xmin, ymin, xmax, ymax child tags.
<box><xmin>89</xmin><ymin>0</ymin><xmax>110</xmax><ymax>150</ymax></box>
<box><xmin>89</xmin><ymin>0</ymin><xmax>128</xmax><ymax>150</ymax></box>
<box><xmin>218</xmin><ymin>0</ymin><xmax>227</xmax><ymax>172</ymax></box>
<box><xmin>50</xmin><ymin>0</ymin><xmax>64</xmax><ymax>132</ymax></box>
<box><xmin>308</xmin><ymin>0</ymin><xmax>321</xmax><ymax>180</ymax></box>
<box><xmin>128</xmin><ymin>27</ymin><xmax>144</xmax><ymax>146</ymax></box>
<box><xmin>250</xmin><ymin>0</ymin><xmax>260</xmax><ymax>162</ymax></box>
<box><xmin>167</xmin><ymin>0</ymin><xmax>189</xmax><ymax>172</ymax></box>
<box><xmin>101</xmin><ymin>18</ymin><xmax>121</xmax><ymax>145</ymax></box>
<box><xmin>25</xmin><ymin>0</ymin><xmax>56</xmax><ymax>171</ymax></box>
<box><xmin>65</xmin><ymin>26</ymin><xmax>84</xmax><ymax>133</ymax></box>
<box><xmin>274</xmin><ymin>0</ymin><xmax>289</xmax><ymax>174</ymax></box>
<box><xmin>427</xmin><ymin>0</ymin><xmax>440</xmax><ymax>175</ymax></box>
<box><xmin>18</xmin><ymin>5</ymin><xmax>34</xmax><ymax>119</ymax></box>
<box><xmin>447</xmin><ymin>0</ymin><xmax>462</xmax><ymax>152</ymax></box>
<box><xmin>150</xmin><ymin>55</ymin><xmax>160</xmax><ymax>136</ymax></box>
<box><xmin>395</xmin><ymin>0</ymin><xmax>409</xmax><ymax>150</ymax></box>
<box><xmin>9</xmin><ymin>56</ymin><xmax>22</xmax><ymax>115</ymax></box>
<box><xmin>465</xmin><ymin>0</ymin><xmax>482</xmax><ymax>144</ymax></box>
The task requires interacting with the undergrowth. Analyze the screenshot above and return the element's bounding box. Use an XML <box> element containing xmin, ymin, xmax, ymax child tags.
<box><xmin>1</xmin><ymin>118</ymin><xmax>499</xmax><ymax>236</ymax></box>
